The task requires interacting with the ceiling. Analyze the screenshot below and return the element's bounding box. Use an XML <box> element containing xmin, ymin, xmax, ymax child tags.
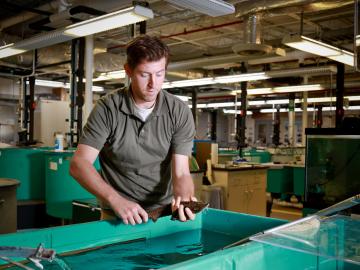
<box><xmin>0</xmin><ymin>0</ymin><xmax>359</xmax><ymax>110</ymax></box>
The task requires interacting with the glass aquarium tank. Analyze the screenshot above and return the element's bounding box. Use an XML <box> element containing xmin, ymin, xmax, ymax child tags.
<box><xmin>305</xmin><ymin>128</ymin><xmax>360</xmax><ymax>210</ymax></box>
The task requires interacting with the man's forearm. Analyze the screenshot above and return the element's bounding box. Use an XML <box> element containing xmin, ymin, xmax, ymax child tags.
<box><xmin>69</xmin><ymin>157</ymin><xmax>119</xmax><ymax>205</ymax></box>
<box><xmin>173</xmin><ymin>174</ymin><xmax>195</xmax><ymax>200</ymax></box>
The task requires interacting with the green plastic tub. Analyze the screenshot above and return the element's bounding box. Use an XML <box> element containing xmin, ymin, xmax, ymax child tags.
<box><xmin>293</xmin><ymin>166</ymin><xmax>305</xmax><ymax>196</ymax></box>
<box><xmin>44</xmin><ymin>150</ymin><xmax>100</xmax><ymax>219</ymax></box>
<box><xmin>267</xmin><ymin>166</ymin><xmax>293</xmax><ymax>194</ymax></box>
<box><xmin>0</xmin><ymin>209</ymin><xmax>287</xmax><ymax>269</ymax></box>
<box><xmin>1</xmin><ymin>209</ymin><xmax>356</xmax><ymax>269</ymax></box>
<box><xmin>242</xmin><ymin>149</ymin><xmax>271</xmax><ymax>163</ymax></box>
<box><xmin>0</xmin><ymin>147</ymin><xmax>46</xmax><ymax>200</ymax></box>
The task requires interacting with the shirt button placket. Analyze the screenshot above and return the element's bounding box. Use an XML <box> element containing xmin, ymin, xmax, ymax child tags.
<box><xmin>139</xmin><ymin>128</ymin><xmax>145</xmax><ymax>144</ymax></box>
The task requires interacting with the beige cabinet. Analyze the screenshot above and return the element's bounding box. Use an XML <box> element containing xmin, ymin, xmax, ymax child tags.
<box><xmin>212</xmin><ymin>167</ymin><xmax>267</xmax><ymax>216</ymax></box>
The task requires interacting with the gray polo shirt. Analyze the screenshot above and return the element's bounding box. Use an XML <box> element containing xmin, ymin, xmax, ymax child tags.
<box><xmin>79</xmin><ymin>87</ymin><xmax>195</xmax><ymax>210</ymax></box>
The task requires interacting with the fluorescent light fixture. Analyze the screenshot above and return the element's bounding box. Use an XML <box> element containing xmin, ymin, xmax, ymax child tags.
<box><xmin>64</xmin><ymin>83</ymin><xmax>104</xmax><ymax>92</ymax></box>
<box><xmin>34</xmin><ymin>79</ymin><xmax>66</xmax><ymax>88</ymax></box>
<box><xmin>258</xmin><ymin>106</ymin><xmax>360</xmax><ymax>113</ymax></box>
<box><xmin>272</xmin><ymin>84</ymin><xmax>324</xmax><ymax>93</ymax></box>
<box><xmin>163</xmin><ymin>66</ymin><xmax>335</xmax><ymax>89</ymax></box>
<box><xmin>0</xmin><ymin>5</ymin><xmax>153</xmax><ymax>59</ymax></box>
<box><xmin>232</xmin><ymin>84</ymin><xmax>325</xmax><ymax>96</ymax></box>
<box><xmin>247</xmin><ymin>88</ymin><xmax>273</xmax><ymax>95</ymax></box>
<box><xmin>64</xmin><ymin>6</ymin><xmax>153</xmax><ymax>37</ymax></box>
<box><xmin>215</xmin><ymin>72</ymin><xmax>269</xmax><ymax>83</ymax></box>
<box><xmin>223</xmin><ymin>109</ymin><xmax>253</xmax><ymax>115</ymax></box>
<box><xmin>163</xmin><ymin>73</ymin><xmax>269</xmax><ymax>88</ymax></box>
<box><xmin>189</xmin><ymin>95</ymin><xmax>360</xmax><ymax>111</ymax></box>
<box><xmin>163</xmin><ymin>77</ymin><xmax>215</xmax><ymax>89</ymax></box>
<box><xmin>93</xmin><ymin>70</ymin><xmax>126</xmax><ymax>82</ymax></box>
<box><xmin>346</xmin><ymin>96</ymin><xmax>360</xmax><ymax>101</ymax></box>
<box><xmin>191</xmin><ymin>95</ymin><xmax>360</xmax><ymax>110</ymax></box>
<box><xmin>175</xmin><ymin>95</ymin><xmax>190</xmax><ymax>102</ymax></box>
<box><xmin>28</xmin><ymin>79</ymin><xmax>104</xmax><ymax>92</ymax></box>
<box><xmin>0</xmin><ymin>43</ymin><xmax>26</xmax><ymax>58</ymax></box>
<box><xmin>283</xmin><ymin>35</ymin><xmax>354</xmax><ymax>66</ymax></box>
<box><xmin>165</xmin><ymin>0</ymin><xmax>235</xmax><ymax>17</ymax></box>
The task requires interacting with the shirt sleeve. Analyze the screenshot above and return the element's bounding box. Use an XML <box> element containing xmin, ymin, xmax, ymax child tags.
<box><xmin>79</xmin><ymin>98</ymin><xmax>112</xmax><ymax>150</ymax></box>
<box><xmin>171</xmin><ymin>104</ymin><xmax>195</xmax><ymax>156</ymax></box>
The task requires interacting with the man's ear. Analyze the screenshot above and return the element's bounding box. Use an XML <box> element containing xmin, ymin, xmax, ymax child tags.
<box><xmin>124</xmin><ymin>63</ymin><xmax>132</xmax><ymax>77</ymax></box>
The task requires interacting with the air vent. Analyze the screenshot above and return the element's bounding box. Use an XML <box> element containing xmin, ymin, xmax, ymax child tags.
<box><xmin>232</xmin><ymin>14</ymin><xmax>285</xmax><ymax>57</ymax></box>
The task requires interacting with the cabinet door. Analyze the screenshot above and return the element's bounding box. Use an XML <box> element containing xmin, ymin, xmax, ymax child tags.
<box><xmin>226</xmin><ymin>185</ymin><xmax>248</xmax><ymax>213</ymax></box>
<box><xmin>227</xmin><ymin>184</ymin><xmax>266</xmax><ymax>216</ymax></box>
<box><xmin>246</xmin><ymin>186</ymin><xmax>267</xmax><ymax>216</ymax></box>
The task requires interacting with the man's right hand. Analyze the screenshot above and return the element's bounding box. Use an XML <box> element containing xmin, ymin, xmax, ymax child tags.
<box><xmin>107</xmin><ymin>193</ymin><xmax>149</xmax><ymax>225</ymax></box>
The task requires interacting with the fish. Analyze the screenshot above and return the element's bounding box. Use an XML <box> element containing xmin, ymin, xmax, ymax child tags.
<box><xmin>171</xmin><ymin>201</ymin><xmax>209</xmax><ymax>221</ymax></box>
<box><xmin>147</xmin><ymin>205</ymin><xmax>172</xmax><ymax>222</ymax></box>
<box><xmin>146</xmin><ymin>201</ymin><xmax>209</xmax><ymax>222</ymax></box>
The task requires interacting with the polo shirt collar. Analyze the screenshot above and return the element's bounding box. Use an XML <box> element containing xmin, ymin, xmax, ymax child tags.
<box><xmin>120</xmin><ymin>85</ymin><xmax>167</xmax><ymax>116</ymax></box>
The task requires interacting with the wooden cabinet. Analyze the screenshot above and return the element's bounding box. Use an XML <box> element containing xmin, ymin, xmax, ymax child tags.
<box><xmin>212</xmin><ymin>167</ymin><xmax>267</xmax><ymax>216</ymax></box>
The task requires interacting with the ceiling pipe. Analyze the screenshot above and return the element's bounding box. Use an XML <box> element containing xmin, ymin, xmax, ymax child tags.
<box><xmin>107</xmin><ymin>20</ymin><xmax>243</xmax><ymax>51</ymax></box>
<box><xmin>0</xmin><ymin>1</ymin><xmax>58</xmax><ymax>31</ymax></box>
<box><xmin>0</xmin><ymin>0</ymin><xmax>136</xmax><ymax>31</ymax></box>
<box><xmin>235</xmin><ymin>0</ymin><xmax>354</xmax><ymax>18</ymax></box>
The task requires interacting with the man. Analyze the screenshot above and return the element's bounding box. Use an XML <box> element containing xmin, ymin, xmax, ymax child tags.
<box><xmin>70</xmin><ymin>35</ymin><xmax>196</xmax><ymax>225</ymax></box>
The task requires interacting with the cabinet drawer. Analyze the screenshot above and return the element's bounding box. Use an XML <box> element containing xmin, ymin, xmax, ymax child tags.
<box><xmin>229</xmin><ymin>176</ymin><xmax>266</xmax><ymax>187</ymax></box>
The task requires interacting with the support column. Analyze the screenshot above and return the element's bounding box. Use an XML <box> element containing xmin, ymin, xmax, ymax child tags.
<box><xmin>28</xmin><ymin>76</ymin><xmax>35</xmax><ymax>143</ymax></box>
<box><xmin>302</xmin><ymin>76</ymin><xmax>308</xmax><ymax>146</ymax></box>
<box><xmin>316</xmin><ymin>106</ymin><xmax>323</xmax><ymax>128</ymax></box>
<box><xmin>273</xmin><ymin>105</ymin><xmax>280</xmax><ymax>146</ymax></box>
<box><xmin>210</xmin><ymin>110</ymin><xmax>217</xmax><ymax>141</ymax></box>
<box><xmin>70</xmin><ymin>39</ymin><xmax>77</xmax><ymax>147</ymax></box>
<box><xmin>84</xmin><ymin>35</ymin><xmax>94</xmax><ymax>126</ymax></box>
<box><xmin>237</xmin><ymin>62</ymin><xmax>247</xmax><ymax>157</ymax></box>
<box><xmin>288</xmin><ymin>93</ymin><xmax>295</xmax><ymax>146</ymax></box>
<box><xmin>69</xmin><ymin>38</ymin><xmax>85</xmax><ymax>147</ymax></box>
<box><xmin>335</xmin><ymin>63</ymin><xmax>345</xmax><ymax>128</ymax></box>
<box><xmin>76</xmin><ymin>38</ymin><xmax>85</xmax><ymax>138</ymax></box>
<box><xmin>355</xmin><ymin>0</ymin><xmax>360</xmax><ymax>71</ymax></box>
<box><xmin>191</xmin><ymin>89</ymin><xmax>197</xmax><ymax>126</ymax></box>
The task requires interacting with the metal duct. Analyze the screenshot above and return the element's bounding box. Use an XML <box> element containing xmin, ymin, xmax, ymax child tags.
<box><xmin>244</xmin><ymin>14</ymin><xmax>261</xmax><ymax>44</ymax></box>
<box><xmin>166</xmin><ymin>71</ymin><xmax>205</xmax><ymax>80</ymax></box>
<box><xmin>168</xmin><ymin>49</ymin><xmax>312</xmax><ymax>71</ymax></box>
<box><xmin>0</xmin><ymin>0</ymin><xmax>136</xmax><ymax>31</ymax></box>
<box><xmin>0</xmin><ymin>1</ymin><xmax>58</xmax><ymax>31</ymax></box>
<box><xmin>266</xmin><ymin>65</ymin><xmax>337</xmax><ymax>78</ymax></box>
<box><xmin>235</xmin><ymin>0</ymin><xmax>354</xmax><ymax>18</ymax></box>
<box><xmin>232</xmin><ymin>13</ymin><xmax>273</xmax><ymax>56</ymax></box>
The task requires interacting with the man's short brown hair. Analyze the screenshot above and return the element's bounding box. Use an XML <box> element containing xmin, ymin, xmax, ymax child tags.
<box><xmin>126</xmin><ymin>35</ymin><xmax>170</xmax><ymax>70</ymax></box>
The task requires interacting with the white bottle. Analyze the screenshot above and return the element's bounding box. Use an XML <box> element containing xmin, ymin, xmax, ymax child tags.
<box><xmin>54</xmin><ymin>133</ymin><xmax>64</xmax><ymax>151</ymax></box>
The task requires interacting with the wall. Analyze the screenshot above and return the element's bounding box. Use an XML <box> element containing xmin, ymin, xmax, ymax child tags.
<box><xmin>0</xmin><ymin>104</ymin><xmax>17</xmax><ymax>143</ymax></box>
<box><xmin>0</xmin><ymin>78</ymin><xmax>19</xmax><ymax>144</ymax></box>
<box><xmin>0</xmin><ymin>77</ymin><xmax>61</xmax><ymax>144</ymax></box>
<box><xmin>34</xmin><ymin>100</ymin><xmax>70</xmax><ymax>146</ymax></box>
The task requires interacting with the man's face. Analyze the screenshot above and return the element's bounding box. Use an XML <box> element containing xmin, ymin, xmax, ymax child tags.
<box><xmin>125</xmin><ymin>57</ymin><xmax>166</xmax><ymax>106</ymax></box>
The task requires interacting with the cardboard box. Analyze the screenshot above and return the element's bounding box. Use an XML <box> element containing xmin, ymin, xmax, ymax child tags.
<box><xmin>270</xmin><ymin>204</ymin><xmax>303</xmax><ymax>221</ymax></box>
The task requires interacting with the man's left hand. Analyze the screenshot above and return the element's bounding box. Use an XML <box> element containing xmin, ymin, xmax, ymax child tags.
<box><xmin>171</xmin><ymin>196</ymin><xmax>197</xmax><ymax>222</ymax></box>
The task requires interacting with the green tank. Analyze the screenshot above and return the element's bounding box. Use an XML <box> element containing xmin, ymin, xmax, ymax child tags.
<box><xmin>44</xmin><ymin>150</ymin><xmax>100</xmax><ymax>219</ymax></box>
<box><xmin>0</xmin><ymin>147</ymin><xmax>46</xmax><ymax>200</ymax></box>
